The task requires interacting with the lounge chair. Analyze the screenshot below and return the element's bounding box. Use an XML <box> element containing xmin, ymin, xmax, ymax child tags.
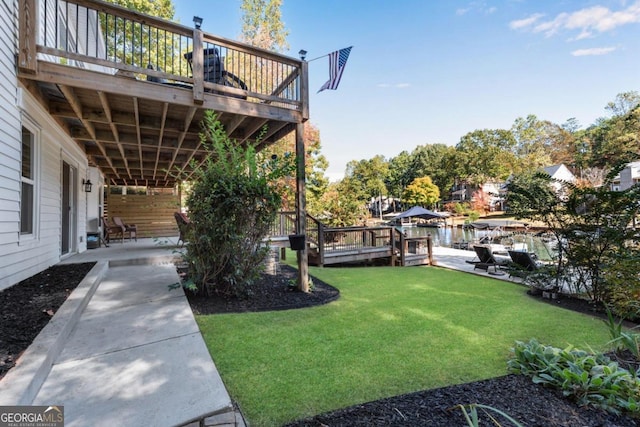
<box><xmin>174</xmin><ymin>212</ymin><xmax>191</xmax><ymax>246</ymax></box>
<box><xmin>507</xmin><ymin>250</ymin><xmax>542</xmax><ymax>278</ymax></box>
<box><xmin>113</xmin><ymin>216</ymin><xmax>137</xmax><ymax>241</ymax></box>
<box><xmin>472</xmin><ymin>245</ymin><xmax>509</xmax><ymax>274</ymax></box>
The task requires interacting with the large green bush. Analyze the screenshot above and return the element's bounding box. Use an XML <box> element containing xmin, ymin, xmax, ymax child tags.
<box><xmin>182</xmin><ymin>111</ymin><xmax>294</xmax><ymax>297</ymax></box>
<box><xmin>507</xmin><ymin>170</ymin><xmax>640</xmax><ymax>305</ymax></box>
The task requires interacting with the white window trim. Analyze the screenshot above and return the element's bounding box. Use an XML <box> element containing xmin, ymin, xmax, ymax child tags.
<box><xmin>19</xmin><ymin>116</ymin><xmax>41</xmax><ymax>244</ymax></box>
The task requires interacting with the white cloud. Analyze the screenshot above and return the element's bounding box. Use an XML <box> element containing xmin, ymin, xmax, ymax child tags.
<box><xmin>571</xmin><ymin>46</ymin><xmax>617</xmax><ymax>56</ymax></box>
<box><xmin>510</xmin><ymin>1</ymin><xmax>640</xmax><ymax>37</ymax></box>
<box><xmin>456</xmin><ymin>2</ymin><xmax>497</xmax><ymax>17</ymax></box>
<box><xmin>509</xmin><ymin>13</ymin><xmax>545</xmax><ymax>29</ymax></box>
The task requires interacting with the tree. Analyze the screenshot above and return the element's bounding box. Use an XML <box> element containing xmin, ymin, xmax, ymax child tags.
<box><xmin>584</xmin><ymin>92</ymin><xmax>640</xmax><ymax>170</ymax></box>
<box><xmin>102</xmin><ymin>0</ymin><xmax>178</xmax><ymax>72</ymax></box>
<box><xmin>386</xmin><ymin>150</ymin><xmax>412</xmax><ymax>201</ymax></box>
<box><xmin>508</xmin><ymin>168</ymin><xmax>640</xmax><ymax>304</ymax></box>
<box><xmin>182</xmin><ymin>112</ymin><xmax>294</xmax><ymax>297</ymax></box>
<box><xmin>318</xmin><ymin>181</ymin><xmax>368</xmax><ymax>227</ymax></box>
<box><xmin>343</xmin><ymin>155</ymin><xmax>389</xmax><ymax>202</ymax></box>
<box><xmin>409</xmin><ymin>144</ymin><xmax>459</xmax><ymax>198</ymax></box>
<box><xmin>402</xmin><ymin>176</ymin><xmax>440</xmax><ymax>208</ymax></box>
<box><xmin>239</xmin><ymin>0</ymin><xmax>330</xmax><ymax>215</ymax></box>
<box><xmin>240</xmin><ymin>0</ymin><xmax>289</xmax><ymax>52</ymax></box>
<box><xmin>605</xmin><ymin>91</ymin><xmax>640</xmax><ymax>117</ymax></box>
<box><xmin>455</xmin><ymin>129</ymin><xmax>518</xmax><ymax>184</ymax></box>
<box><xmin>510</xmin><ymin>115</ymin><xmax>553</xmax><ymax>172</ymax></box>
<box><xmin>260</xmin><ymin>123</ymin><xmax>328</xmax><ymax>212</ymax></box>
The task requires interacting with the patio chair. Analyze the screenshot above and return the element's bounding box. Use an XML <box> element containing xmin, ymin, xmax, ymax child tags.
<box><xmin>113</xmin><ymin>216</ymin><xmax>137</xmax><ymax>241</ymax></box>
<box><xmin>174</xmin><ymin>212</ymin><xmax>191</xmax><ymax>246</ymax></box>
<box><xmin>102</xmin><ymin>216</ymin><xmax>125</xmax><ymax>244</ymax></box>
<box><xmin>507</xmin><ymin>250</ymin><xmax>542</xmax><ymax>278</ymax></box>
<box><xmin>472</xmin><ymin>245</ymin><xmax>508</xmax><ymax>274</ymax></box>
<box><xmin>508</xmin><ymin>250</ymin><xmax>540</xmax><ymax>271</ymax></box>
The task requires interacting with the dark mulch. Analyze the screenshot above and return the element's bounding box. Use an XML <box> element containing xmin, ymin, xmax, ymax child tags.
<box><xmin>184</xmin><ymin>264</ymin><xmax>340</xmax><ymax>314</ymax></box>
<box><xmin>2</xmin><ymin>261</ymin><xmax>639</xmax><ymax>426</ymax></box>
<box><xmin>284</xmin><ymin>374</ymin><xmax>638</xmax><ymax>427</ymax></box>
<box><xmin>0</xmin><ymin>262</ymin><xmax>96</xmax><ymax>380</ymax></box>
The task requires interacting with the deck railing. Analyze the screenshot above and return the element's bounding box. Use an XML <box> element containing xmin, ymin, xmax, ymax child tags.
<box><xmin>270</xmin><ymin>212</ymin><xmax>433</xmax><ymax>266</ymax></box>
<box><xmin>21</xmin><ymin>0</ymin><xmax>306</xmax><ymax>112</ymax></box>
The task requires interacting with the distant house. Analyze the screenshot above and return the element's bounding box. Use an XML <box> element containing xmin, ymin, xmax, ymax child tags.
<box><xmin>450</xmin><ymin>180</ymin><xmax>504</xmax><ymax>211</ymax></box>
<box><xmin>543</xmin><ymin>164</ymin><xmax>576</xmax><ymax>183</ymax></box>
<box><xmin>542</xmin><ymin>164</ymin><xmax>576</xmax><ymax>196</ymax></box>
<box><xmin>610</xmin><ymin>161</ymin><xmax>640</xmax><ymax>191</ymax></box>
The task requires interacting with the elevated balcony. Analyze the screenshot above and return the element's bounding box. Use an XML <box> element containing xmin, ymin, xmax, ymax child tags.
<box><xmin>18</xmin><ymin>0</ymin><xmax>309</xmax><ymax>187</ymax></box>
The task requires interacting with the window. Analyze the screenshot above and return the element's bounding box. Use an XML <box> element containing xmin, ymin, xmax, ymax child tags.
<box><xmin>21</xmin><ymin>126</ymin><xmax>36</xmax><ymax>235</ymax></box>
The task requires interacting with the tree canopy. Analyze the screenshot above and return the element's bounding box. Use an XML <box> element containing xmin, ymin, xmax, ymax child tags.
<box><xmin>402</xmin><ymin>176</ymin><xmax>440</xmax><ymax>208</ymax></box>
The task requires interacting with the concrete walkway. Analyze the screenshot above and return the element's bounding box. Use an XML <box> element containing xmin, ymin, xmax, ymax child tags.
<box><xmin>0</xmin><ymin>237</ymin><xmax>243</xmax><ymax>427</ymax></box>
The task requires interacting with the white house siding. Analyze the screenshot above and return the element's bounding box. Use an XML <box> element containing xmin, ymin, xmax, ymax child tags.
<box><xmin>619</xmin><ymin>161</ymin><xmax>640</xmax><ymax>190</ymax></box>
<box><xmin>0</xmin><ymin>0</ymin><xmax>89</xmax><ymax>291</ymax></box>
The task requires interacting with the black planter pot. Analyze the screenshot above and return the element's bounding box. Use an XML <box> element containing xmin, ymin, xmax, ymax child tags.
<box><xmin>288</xmin><ymin>234</ymin><xmax>306</xmax><ymax>251</ymax></box>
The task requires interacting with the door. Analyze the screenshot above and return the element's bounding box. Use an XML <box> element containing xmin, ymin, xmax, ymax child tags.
<box><xmin>61</xmin><ymin>161</ymin><xmax>77</xmax><ymax>255</ymax></box>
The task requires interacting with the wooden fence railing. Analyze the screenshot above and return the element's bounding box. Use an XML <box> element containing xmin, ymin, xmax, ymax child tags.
<box><xmin>22</xmin><ymin>0</ymin><xmax>305</xmax><ymax>111</ymax></box>
<box><xmin>270</xmin><ymin>212</ymin><xmax>433</xmax><ymax>266</ymax></box>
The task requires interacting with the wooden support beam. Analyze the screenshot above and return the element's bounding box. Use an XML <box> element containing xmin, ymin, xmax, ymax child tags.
<box><xmin>133</xmin><ymin>97</ymin><xmax>144</xmax><ymax>180</ymax></box>
<box><xmin>18</xmin><ymin>0</ymin><xmax>37</xmax><ymax>73</ymax></box>
<box><xmin>153</xmin><ymin>103</ymin><xmax>169</xmax><ymax>180</ymax></box>
<box><xmin>295</xmin><ymin>122</ymin><xmax>309</xmax><ymax>292</ymax></box>
<box><xmin>98</xmin><ymin>91</ymin><xmax>130</xmax><ymax>179</ymax></box>
<box><xmin>192</xmin><ymin>30</ymin><xmax>204</xmax><ymax>104</ymax></box>
<box><xmin>300</xmin><ymin>61</ymin><xmax>309</xmax><ymax>120</ymax></box>
<box><xmin>163</xmin><ymin>107</ymin><xmax>198</xmax><ymax>180</ymax></box>
<box><xmin>59</xmin><ymin>84</ymin><xmax>120</xmax><ymax>179</ymax></box>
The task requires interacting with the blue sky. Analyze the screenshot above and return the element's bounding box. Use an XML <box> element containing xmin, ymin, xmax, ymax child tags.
<box><xmin>174</xmin><ymin>1</ymin><xmax>640</xmax><ymax>181</ymax></box>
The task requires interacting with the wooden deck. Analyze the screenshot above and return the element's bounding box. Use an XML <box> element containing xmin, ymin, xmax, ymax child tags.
<box><xmin>269</xmin><ymin>212</ymin><xmax>434</xmax><ymax>267</ymax></box>
<box><xmin>17</xmin><ymin>0</ymin><xmax>308</xmax><ymax>188</ymax></box>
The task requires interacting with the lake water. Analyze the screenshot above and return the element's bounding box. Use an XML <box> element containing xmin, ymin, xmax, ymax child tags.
<box><xmin>401</xmin><ymin>225</ymin><xmax>556</xmax><ymax>261</ymax></box>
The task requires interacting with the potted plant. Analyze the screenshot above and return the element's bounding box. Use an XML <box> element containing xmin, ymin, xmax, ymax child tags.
<box><xmin>288</xmin><ymin>234</ymin><xmax>306</xmax><ymax>251</ymax></box>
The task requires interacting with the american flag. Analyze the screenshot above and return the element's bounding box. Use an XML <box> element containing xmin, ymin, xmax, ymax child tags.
<box><xmin>318</xmin><ymin>46</ymin><xmax>352</xmax><ymax>93</ymax></box>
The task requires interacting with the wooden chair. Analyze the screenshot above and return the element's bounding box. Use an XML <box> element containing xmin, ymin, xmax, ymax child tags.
<box><xmin>174</xmin><ymin>212</ymin><xmax>191</xmax><ymax>246</ymax></box>
<box><xmin>102</xmin><ymin>217</ymin><xmax>125</xmax><ymax>244</ymax></box>
<box><xmin>113</xmin><ymin>217</ymin><xmax>137</xmax><ymax>241</ymax></box>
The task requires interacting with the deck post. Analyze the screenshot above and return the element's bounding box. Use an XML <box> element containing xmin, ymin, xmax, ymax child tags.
<box><xmin>19</xmin><ymin>0</ymin><xmax>38</xmax><ymax>73</ymax></box>
<box><xmin>427</xmin><ymin>234</ymin><xmax>434</xmax><ymax>265</ymax></box>
<box><xmin>295</xmin><ymin>122</ymin><xmax>309</xmax><ymax>292</ymax></box>
<box><xmin>191</xmin><ymin>29</ymin><xmax>204</xmax><ymax>104</ymax></box>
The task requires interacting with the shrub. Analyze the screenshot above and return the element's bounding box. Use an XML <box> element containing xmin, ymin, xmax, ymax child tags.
<box><xmin>508</xmin><ymin>339</ymin><xmax>640</xmax><ymax>415</ymax></box>
<box><xmin>182</xmin><ymin>111</ymin><xmax>294</xmax><ymax>297</ymax></box>
<box><xmin>602</xmin><ymin>256</ymin><xmax>640</xmax><ymax>321</ymax></box>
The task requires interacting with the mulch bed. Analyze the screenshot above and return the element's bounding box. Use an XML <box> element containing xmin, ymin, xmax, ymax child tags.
<box><xmin>2</xmin><ymin>261</ymin><xmax>639</xmax><ymax>426</ymax></box>
<box><xmin>185</xmin><ymin>264</ymin><xmax>340</xmax><ymax>314</ymax></box>
<box><xmin>284</xmin><ymin>374</ymin><xmax>638</xmax><ymax>427</ymax></box>
<box><xmin>0</xmin><ymin>262</ymin><xmax>96</xmax><ymax>380</ymax></box>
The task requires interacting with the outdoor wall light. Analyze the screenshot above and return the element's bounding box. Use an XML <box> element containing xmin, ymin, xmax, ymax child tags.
<box><xmin>83</xmin><ymin>179</ymin><xmax>93</xmax><ymax>193</ymax></box>
<box><xmin>298</xmin><ymin>49</ymin><xmax>307</xmax><ymax>60</ymax></box>
<box><xmin>193</xmin><ymin>16</ymin><xmax>203</xmax><ymax>29</ymax></box>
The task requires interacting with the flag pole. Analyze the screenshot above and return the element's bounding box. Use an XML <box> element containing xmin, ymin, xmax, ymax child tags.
<box><xmin>306</xmin><ymin>53</ymin><xmax>329</xmax><ymax>63</ymax></box>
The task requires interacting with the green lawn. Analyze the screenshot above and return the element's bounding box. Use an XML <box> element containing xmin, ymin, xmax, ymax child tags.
<box><xmin>195</xmin><ymin>265</ymin><xmax>611</xmax><ymax>426</ymax></box>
